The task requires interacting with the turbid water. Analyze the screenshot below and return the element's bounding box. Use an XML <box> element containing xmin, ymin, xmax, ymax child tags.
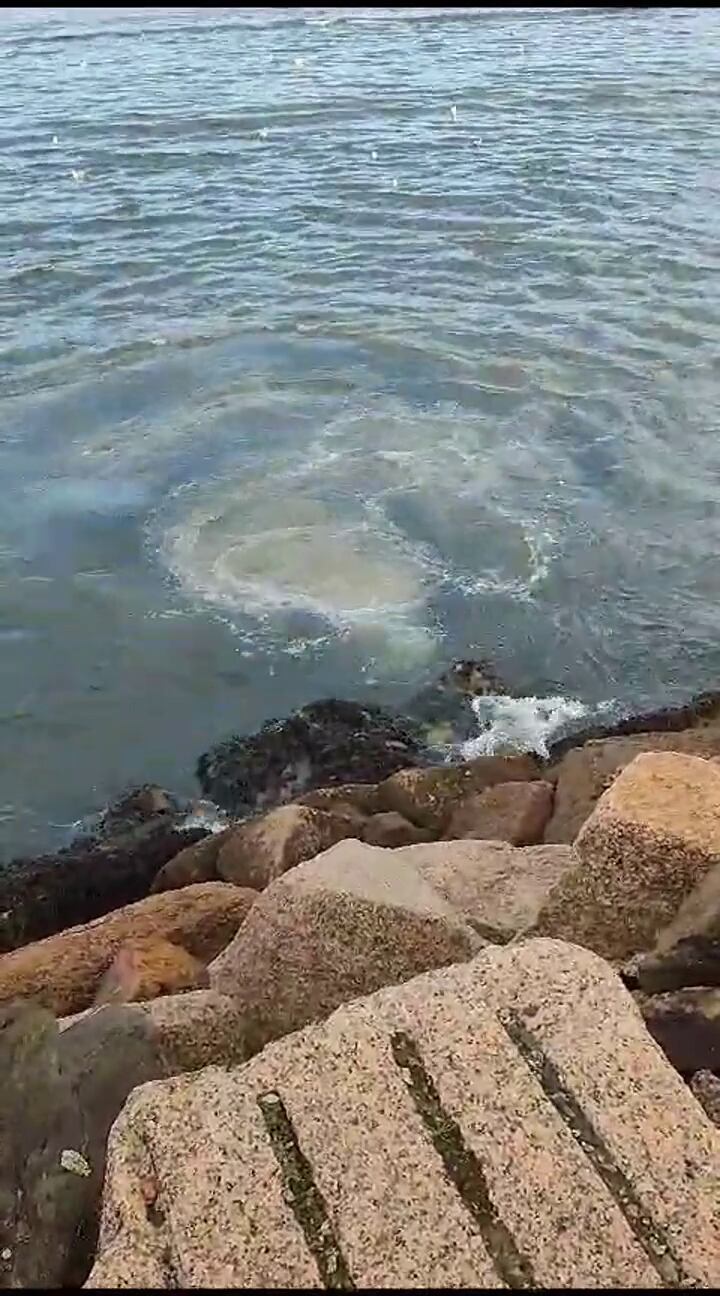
<box><xmin>2</xmin><ymin>7</ymin><xmax>720</xmax><ymax>858</ymax></box>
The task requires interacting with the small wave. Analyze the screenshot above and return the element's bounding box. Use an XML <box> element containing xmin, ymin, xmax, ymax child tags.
<box><xmin>460</xmin><ymin>693</ymin><xmax>609</xmax><ymax>760</ymax></box>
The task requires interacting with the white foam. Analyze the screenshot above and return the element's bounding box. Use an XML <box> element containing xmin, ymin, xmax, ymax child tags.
<box><xmin>460</xmin><ymin>693</ymin><xmax>596</xmax><ymax>761</ymax></box>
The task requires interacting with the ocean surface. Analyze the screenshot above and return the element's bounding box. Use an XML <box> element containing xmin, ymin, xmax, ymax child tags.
<box><xmin>2</xmin><ymin>6</ymin><xmax>720</xmax><ymax>859</ymax></box>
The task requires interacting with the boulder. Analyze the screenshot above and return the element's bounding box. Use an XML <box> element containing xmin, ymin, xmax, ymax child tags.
<box><xmin>92</xmin><ymin>938</ymin><xmax>209</xmax><ymax>1006</ymax></box>
<box><xmin>405</xmin><ymin>839</ymin><xmax>576</xmax><ymax>942</ymax></box>
<box><xmin>209</xmin><ymin>840</ymin><xmax>478</xmax><ymax>1051</ymax></box>
<box><xmin>637</xmin><ymin>987</ymin><xmax>720</xmax><ymax>1076</ymax></box>
<box><xmin>0</xmin><ymin>820</ymin><xmax>208</xmax><ymax>955</ymax></box>
<box><xmin>377</xmin><ymin>754</ymin><xmax>542</xmax><ymax>833</ymax></box>
<box><xmin>0</xmin><ymin>882</ymin><xmax>255</xmax><ymax>1017</ymax></box>
<box><xmin>444</xmin><ymin>779</ymin><xmax>554</xmax><ymax>845</ymax></box>
<box><xmin>545</xmin><ymin>725</ymin><xmax>720</xmax><ymax>844</ymax></box>
<box><xmin>296</xmin><ymin>782</ymin><xmax>384</xmax><ymax>818</ymax></box>
<box><xmin>0</xmin><ymin>999</ymin><xmax>165</xmax><ymax>1289</ymax></box>
<box><xmin>634</xmin><ymin>935</ymin><xmax>720</xmax><ymax>993</ymax></box>
<box><xmin>196</xmin><ymin>699</ymin><xmax>424</xmax><ymax>816</ymax></box>
<box><xmin>691</xmin><ymin>1071</ymin><xmax>720</xmax><ymax>1128</ymax></box>
<box><xmin>534</xmin><ymin>752</ymin><xmax>720</xmax><ymax>961</ymax></box>
<box><xmin>87</xmin><ymin>940</ymin><xmax>720</xmax><ymax>1289</ymax></box>
<box><xmin>151</xmin><ymin>830</ymin><xmax>232</xmax><ymax>893</ymax></box>
<box><xmin>216</xmin><ymin>805</ymin><xmax>356</xmax><ymax>890</ymax></box>
<box><xmin>651</xmin><ymin>858</ymin><xmax>720</xmax><ymax>951</ymax></box>
<box><xmin>361</xmin><ymin>811</ymin><xmax>433</xmax><ymax>848</ymax></box>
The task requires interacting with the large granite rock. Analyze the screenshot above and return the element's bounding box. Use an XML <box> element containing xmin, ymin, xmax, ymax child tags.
<box><xmin>534</xmin><ymin>752</ymin><xmax>720</xmax><ymax>961</ymax></box>
<box><xmin>209</xmin><ymin>840</ymin><xmax>479</xmax><ymax>1051</ymax></box>
<box><xmin>92</xmin><ymin>937</ymin><xmax>209</xmax><ymax>1007</ymax></box>
<box><xmin>86</xmin><ymin>940</ymin><xmax>720</xmax><ymax>1289</ymax></box>
<box><xmin>376</xmin><ymin>754</ymin><xmax>542</xmax><ymax>834</ymax></box>
<box><xmin>545</xmin><ymin>722</ymin><xmax>720</xmax><ymax>844</ymax></box>
<box><xmin>361</xmin><ymin>811</ymin><xmax>433</xmax><ymax>848</ymax></box>
<box><xmin>0</xmin><ymin>882</ymin><xmax>256</xmax><ymax>1017</ymax></box>
<box><xmin>196</xmin><ymin>699</ymin><xmax>424</xmax><ymax>816</ymax></box>
<box><xmin>151</xmin><ymin>830</ymin><xmax>232</xmax><ymax>893</ymax></box>
<box><xmin>444</xmin><ymin>779</ymin><xmax>554</xmax><ymax>846</ymax></box>
<box><xmin>404</xmin><ymin>839</ymin><xmax>576</xmax><ymax>942</ymax></box>
<box><xmin>216</xmin><ymin>805</ymin><xmax>356</xmax><ymax>890</ymax></box>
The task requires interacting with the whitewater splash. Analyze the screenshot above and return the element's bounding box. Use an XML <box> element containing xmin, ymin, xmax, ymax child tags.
<box><xmin>459</xmin><ymin>693</ymin><xmax>613</xmax><ymax>761</ymax></box>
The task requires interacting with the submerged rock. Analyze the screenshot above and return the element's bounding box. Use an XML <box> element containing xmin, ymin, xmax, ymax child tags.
<box><xmin>406</xmin><ymin>657</ymin><xmax>506</xmax><ymax>744</ymax></box>
<box><xmin>196</xmin><ymin>698</ymin><xmax>425</xmax><ymax>817</ymax></box>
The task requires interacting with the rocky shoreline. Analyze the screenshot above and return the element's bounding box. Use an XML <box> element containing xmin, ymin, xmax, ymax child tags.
<box><xmin>1</xmin><ymin>674</ymin><xmax>720</xmax><ymax>1286</ymax></box>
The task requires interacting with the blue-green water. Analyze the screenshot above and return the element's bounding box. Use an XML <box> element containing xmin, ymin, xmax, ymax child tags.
<box><xmin>2</xmin><ymin>7</ymin><xmax>720</xmax><ymax>857</ymax></box>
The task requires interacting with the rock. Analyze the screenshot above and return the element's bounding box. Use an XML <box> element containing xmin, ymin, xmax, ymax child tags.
<box><xmin>0</xmin><ymin>820</ymin><xmax>209</xmax><ymax>955</ymax></box>
<box><xmin>94</xmin><ymin>785</ymin><xmax>180</xmax><ymax>839</ymax></box>
<box><xmin>93</xmin><ymin>938</ymin><xmax>209</xmax><ymax>1006</ymax></box>
<box><xmin>361</xmin><ymin>811</ymin><xmax>433</xmax><ymax>848</ymax></box>
<box><xmin>0</xmin><ymin>999</ymin><xmax>165</xmax><ymax>1288</ymax></box>
<box><xmin>635</xmin><ymin>935</ymin><xmax>720</xmax><ymax>993</ymax></box>
<box><xmin>216</xmin><ymin>805</ymin><xmax>356</xmax><ymax>890</ymax></box>
<box><xmin>87</xmin><ymin>939</ymin><xmax>720</xmax><ymax>1289</ymax></box>
<box><xmin>651</xmin><ymin>858</ymin><xmax>720</xmax><ymax>950</ymax></box>
<box><xmin>406</xmin><ymin>657</ymin><xmax>507</xmax><ymax>743</ymax></box>
<box><xmin>534</xmin><ymin>752</ymin><xmax>720</xmax><ymax>961</ymax></box>
<box><xmin>405</xmin><ymin>839</ymin><xmax>577</xmax><ymax>942</ymax></box>
<box><xmin>546</xmin><ymin>688</ymin><xmax>720</xmax><ymax>764</ymax></box>
<box><xmin>545</xmin><ymin>724</ymin><xmax>720</xmax><ymax>844</ymax></box>
<box><xmin>0</xmin><ymin>882</ymin><xmax>256</xmax><ymax>1017</ymax></box>
<box><xmin>151</xmin><ymin>830</ymin><xmax>233</xmax><ymax>893</ymax></box>
<box><xmin>444</xmin><ymin>779</ymin><xmax>554</xmax><ymax>846</ymax></box>
<box><xmin>139</xmin><ymin>988</ymin><xmax>250</xmax><ymax>1074</ymax></box>
<box><xmin>377</xmin><ymin>754</ymin><xmax>542</xmax><ymax>833</ymax></box>
<box><xmin>637</xmin><ymin>987</ymin><xmax>720</xmax><ymax>1076</ymax></box>
<box><xmin>296</xmin><ymin>782</ymin><xmax>383</xmax><ymax>818</ymax></box>
<box><xmin>209</xmin><ymin>840</ymin><xmax>478</xmax><ymax>1051</ymax></box>
<box><xmin>691</xmin><ymin>1071</ymin><xmax>720</xmax><ymax>1127</ymax></box>
<box><xmin>196</xmin><ymin>699</ymin><xmax>424</xmax><ymax>817</ymax></box>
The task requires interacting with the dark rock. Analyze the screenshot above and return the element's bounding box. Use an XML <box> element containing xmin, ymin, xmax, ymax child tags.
<box><xmin>546</xmin><ymin>689</ymin><xmax>720</xmax><ymax>764</ymax></box>
<box><xmin>197</xmin><ymin>699</ymin><xmax>425</xmax><ymax>817</ymax></box>
<box><xmin>0</xmin><ymin>820</ymin><xmax>208</xmax><ymax>955</ymax></box>
<box><xmin>0</xmin><ymin>999</ymin><xmax>165</xmax><ymax>1288</ymax></box>
<box><xmin>406</xmin><ymin>658</ymin><xmax>506</xmax><ymax>744</ymax></box>
<box><xmin>635</xmin><ymin>936</ymin><xmax>720</xmax><ymax>994</ymax></box>
<box><xmin>638</xmin><ymin>988</ymin><xmax>720</xmax><ymax>1077</ymax></box>
<box><xmin>360</xmin><ymin>811</ymin><xmax>434</xmax><ymax>848</ymax></box>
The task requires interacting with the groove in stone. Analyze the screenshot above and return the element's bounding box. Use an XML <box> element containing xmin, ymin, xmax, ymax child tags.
<box><xmin>390</xmin><ymin>1030</ymin><xmax>535</xmax><ymax>1290</ymax></box>
<box><xmin>257</xmin><ymin>1090</ymin><xmax>356</xmax><ymax>1291</ymax></box>
<box><xmin>497</xmin><ymin>1008</ymin><xmax>687</xmax><ymax>1289</ymax></box>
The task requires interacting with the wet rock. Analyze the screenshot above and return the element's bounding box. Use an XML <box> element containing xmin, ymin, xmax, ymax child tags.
<box><xmin>406</xmin><ymin>657</ymin><xmax>506</xmax><ymax>744</ymax></box>
<box><xmin>534</xmin><ymin>752</ymin><xmax>720</xmax><ymax>961</ymax></box>
<box><xmin>690</xmin><ymin>1070</ymin><xmax>720</xmax><ymax>1127</ymax></box>
<box><xmin>444</xmin><ymin>779</ymin><xmax>554</xmax><ymax>846</ymax></box>
<box><xmin>546</xmin><ymin>688</ymin><xmax>720</xmax><ymax>765</ymax></box>
<box><xmin>196</xmin><ymin>698</ymin><xmax>424</xmax><ymax>817</ymax></box>
<box><xmin>377</xmin><ymin>754</ymin><xmax>542</xmax><ymax>834</ymax></box>
<box><xmin>93</xmin><ymin>784</ymin><xmax>180</xmax><ymax>840</ymax></box>
<box><xmin>361</xmin><ymin>811</ymin><xmax>434</xmax><ymax>848</ymax></box>
<box><xmin>92</xmin><ymin>938</ymin><xmax>209</xmax><ymax>1006</ymax></box>
<box><xmin>637</xmin><ymin>987</ymin><xmax>720</xmax><ymax>1076</ymax></box>
<box><xmin>151</xmin><ymin>829</ymin><xmax>233</xmax><ymax>893</ymax></box>
<box><xmin>0</xmin><ymin>819</ymin><xmax>208</xmax><ymax>955</ymax></box>
<box><xmin>634</xmin><ymin>936</ymin><xmax>720</xmax><ymax>993</ymax></box>
<box><xmin>217</xmin><ymin>805</ymin><xmax>356</xmax><ymax>890</ymax></box>
<box><xmin>209</xmin><ymin>838</ymin><xmax>478</xmax><ymax>1051</ymax></box>
<box><xmin>0</xmin><ymin>882</ymin><xmax>256</xmax><ymax>1017</ymax></box>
